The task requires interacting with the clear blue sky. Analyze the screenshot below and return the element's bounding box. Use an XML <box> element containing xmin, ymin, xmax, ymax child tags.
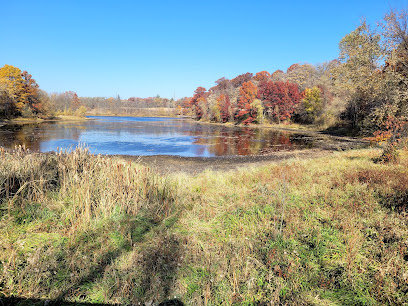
<box><xmin>1</xmin><ymin>0</ymin><xmax>407</xmax><ymax>99</ymax></box>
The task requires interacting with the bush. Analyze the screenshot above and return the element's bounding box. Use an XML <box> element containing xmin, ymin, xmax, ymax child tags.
<box><xmin>375</xmin><ymin>144</ymin><xmax>400</xmax><ymax>164</ymax></box>
<box><xmin>20</xmin><ymin>104</ymin><xmax>34</xmax><ymax>118</ymax></box>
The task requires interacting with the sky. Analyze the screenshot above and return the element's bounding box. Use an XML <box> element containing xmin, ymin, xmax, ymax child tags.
<box><xmin>1</xmin><ymin>0</ymin><xmax>408</xmax><ymax>99</ymax></box>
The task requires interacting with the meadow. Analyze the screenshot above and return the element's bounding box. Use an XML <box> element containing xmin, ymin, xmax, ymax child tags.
<box><xmin>1</xmin><ymin>146</ymin><xmax>407</xmax><ymax>305</ymax></box>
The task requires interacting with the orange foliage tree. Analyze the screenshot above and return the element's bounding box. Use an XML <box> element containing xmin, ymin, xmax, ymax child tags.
<box><xmin>21</xmin><ymin>71</ymin><xmax>40</xmax><ymax>112</ymax></box>
<box><xmin>236</xmin><ymin>81</ymin><xmax>258</xmax><ymax>124</ymax></box>
<box><xmin>0</xmin><ymin>64</ymin><xmax>41</xmax><ymax>116</ymax></box>
<box><xmin>253</xmin><ymin>71</ymin><xmax>271</xmax><ymax>82</ymax></box>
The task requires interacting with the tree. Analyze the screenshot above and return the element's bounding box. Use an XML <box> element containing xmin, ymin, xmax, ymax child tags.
<box><xmin>71</xmin><ymin>93</ymin><xmax>81</xmax><ymax>111</ymax></box>
<box><xmin>211</xmin><ymin>77</ymin><xmax>231</xmax><ymax>93</ymax></box>
<box><xmin>286</xmin><ymin>63</ymin><xmax>300</xmax><ymax>74</ymax></box>
<box><xmin>271</xmin><ymin>70</ymin><xmax>284</xmax><ymax>81</ymax></box>
<box><xmin>286</xmin><ymin>63</ymin><xmax>318</xmax><ymax>91</ymax></box>
<box><xmin>216</xmin><ymin>94</ymin><xmax>231</xmax><ymax>123</ymax></box>
<box><xmin>0</xmin><ymin>64</ymin><xmax>25</xmax><ymax>111</ymax></box>
<box><xmin>332</xmin><ymin>20</ymin><xmax>384</xmax><ymax>129</ymax></box>
<box><xmin>21</xmin><ymin>71</ymin><xmax>40</xmax><ymax>112</ymax></box>
<box><xmin>250</xmin><ymin>99</ymin><xmax>264</xmax><ymax>124</ymax></box>
<box><xmin>253</xmin><ymin>71</ymin><xmax>271</xmax><ymax>82</ymax></box>
<box><xmin>381</xmin><ymin>10</ymin><xmax>408</xmax><ymax>120</ymax></box>
<box><xmin>297</xmin><ymin>86</ymin><xmax>323</xmax><ymax>123</ymax></box>
<box><xmin>258</xmin><ymin>81</ymin><xmax>301</xmax><ymax>123</ymax></box>
<box><xmin>189</xmin><ymin>87</ymin><xmax>208</xmax><ymax>120</ymax></box>
<box><xmin>335</xmin><ymin>20</ymin><xmax>383</xmax><ymax>94</ymax></box>
<box><xmin>231</xmin><ymin>73</ymin><xmax>253</xmax><ymax>88</ymax></box>
<box><xmin>0</xmin><ymin>65</ymin><xmax>42</xmax><ymax>116</ymax></box>
<box><xmin>0</xmin><ymin>83</ymin><xmax>16</xmax><ymax>117</ymax></box>
<box><xmin>236</xmin><ymin>81</ymin><xmax>258</xmax><ymax>124</ymax></box>
<box><xmin>370</xmin><ymin>9</ymin><xmax>408</xmax><ymax>162</ymax></box>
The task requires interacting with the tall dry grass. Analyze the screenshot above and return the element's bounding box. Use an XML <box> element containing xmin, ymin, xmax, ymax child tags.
<box><xmin>1</xmin><ymin>147</ymin><xmax>408</xmax><ymax>305</ymax></box>
<box><xmin>0</xmin><ymin>147</ymin><xmax>179</xmax><ymax>304</ymax></box>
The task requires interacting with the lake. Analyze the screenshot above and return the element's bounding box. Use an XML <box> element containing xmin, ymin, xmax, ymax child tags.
<box><xmin>0</xmin><ymin>116</ymin><xmax>316</xmax><ymax>157</ymax></box>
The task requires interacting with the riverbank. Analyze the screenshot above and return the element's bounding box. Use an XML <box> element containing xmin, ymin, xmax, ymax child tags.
<box><xmin>0</xmin><ymin>115</ymin><xmax>89</xmax><ymax>126</ymax></box>
<box><xmin>86</xmin><ymin>107</ymin><xmax>178</xmax><ymax>118</ymax></box>
<box><xmin>1</xmin><ymin>147</ymin><xmax>407</xmax><ymax>305</ymax></box>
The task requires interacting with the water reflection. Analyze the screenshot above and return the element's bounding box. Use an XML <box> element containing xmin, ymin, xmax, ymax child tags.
<box><xmin>0</xmin><ymin>116</ymin><xmax>314</xmax><ymax>157</ymax></box>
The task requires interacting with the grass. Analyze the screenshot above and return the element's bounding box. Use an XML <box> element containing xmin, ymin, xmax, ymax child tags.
<box><xmin>1</xmin><ymin>146</ymin><xmax>408</xmax><ymax>305</ymax></box>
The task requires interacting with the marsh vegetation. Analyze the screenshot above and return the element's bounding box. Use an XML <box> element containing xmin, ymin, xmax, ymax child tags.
<box><xmin>1</xmin><ymin>147</ymin><xmax>407</xmax><ymax>305</ymax></box>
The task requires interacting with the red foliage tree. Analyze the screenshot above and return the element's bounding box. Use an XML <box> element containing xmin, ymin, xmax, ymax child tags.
<box><xmin>71</xmin><ymin>93</ymin><xmax>81</xmax><ymax>110</ymax></box>
<box><xmin>189</xmin><ymin>87</ymin><xmax>208</xmax><ymax>120</ymax></box>
<box><xmin>236</xmin><ymin>81</ymin><xmax>258</xmax><ymax>124</ymax></box>
<box><xmin>231</xmin><ymin>72</ymin><xmax>253</xmax><ymax>88</ymax></box>
<box><xmin>258</xmin><ymin>81</ymin><xmax>301</xmax><ymax>122</ymax></box>
<box><xmin>211</xmin><ymin>77</ymin><xmax>231</xmax><ymax>92</ymax></box>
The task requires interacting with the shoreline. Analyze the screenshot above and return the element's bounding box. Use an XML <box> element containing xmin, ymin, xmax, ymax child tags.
<box><xmin>117</xmin><ymin>134</ymin><xmax>368</xmax><ymax>175</ymax></box>
<box><xmin>117</xmin><ymin>148</ymin><xmax>331</xmax><ymax>175</ymax></box>
<box><xmin>0</xmin><ymin>115</ymin><xmax>90</xmax><ymax>125</ymax></box>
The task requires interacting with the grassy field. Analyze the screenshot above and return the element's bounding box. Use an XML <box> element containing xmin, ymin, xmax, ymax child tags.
<box><xmin>0</xmin><ymin>147</ymin><xmax>407</xmax><ymax>305</ymax></box>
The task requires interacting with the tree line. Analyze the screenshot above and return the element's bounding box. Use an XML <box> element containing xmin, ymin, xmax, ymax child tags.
<box><xmin>0</xmin><ymin>68</ymin><xmax>183</xmax><ymax>118</ymax></box>
<box><xmin>182</xmin><ymin>10</ymin><xmax>408</xmax><ymax>144</ymax></box>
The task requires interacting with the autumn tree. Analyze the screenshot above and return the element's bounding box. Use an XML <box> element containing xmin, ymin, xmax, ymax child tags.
<box><xmin>332</xmin><ymin>20</ymin><xmax>384</xmax><ymax>130</ymax></box>
<box><xmin>271</xmin><ymin>70</ymin><xmax>285</xmax><ymax>81</ymax></box>
<box><xmin>0</xmin><ymin>82</ymin><xmax>15</xmax><ymax>117</ymax></box>
<box><xmin>216</xmin><ymin>94</ymin><xmax>231</xmax><ymax>123</ymax></box>
<box><xmin>0</xmin><ymin>65</ymin><xmax>44</xmax><ymax>117</ymax></box>
<box><xmin>258</xmin><ymin>81</ymin><xmax>301</xmax><ymax>123</ymax></box>
<box><xmin>231</xmin><ymin>72</ymin><xmax>253</xmax><ymax>88</ymax></box>
<box><xmin>236</xmin><ymin>81</ymin><xmax>258</xmax><ymax>124</ymax></box>
<box><xmin>253</xmin><ymin>71</ymin><xmax>271</xmax><ymax>82</ymax></box>
<box><xmin>190</xmin><ymin>87</ymin><xmax>208</xmax><ymax>120</ymax></box>
<box><xmin>286</xmin><ymin>63</ymin><xmax>318</xmax><ymax>91</ymax></box>
<box><xmin>380</xmin><ymin>10</ymin><xmax>408</xmax><ymax>122</ymax></box>
<box><xmin>71</xmin><ymin>93</ymin><xmax>81</xmax><ymax>110</ymax></box>
<box><xmin>250</xmin><ymin>99</ymin><xmax>264</xmax><ymax>124</ymax></box>
<box><xmin>296</xmin><ymin>86</ymin><xmax>324</xmax><ymax>123</ymax></box>
<box><xmin>286</xmin><ymin>63</ymin><xmax>300</xmax><ymax>74</ymax></box>
<box><xmin>369</xmin><ymin>9</ymin><xmax>408</xmax><ymax>161</ymax></box>
<box><xmin>211</xmin><ymin>77</ymin><xmax>231</xmax><ymax>93</ymax></box>
<box><xmin>21</xmin><ymin>71</ymin><xmax>40</xmax><ymax>112</ymax></box>
<box><xmin>0</xmin><ymin>65</ymin><xmax>26</xmax><ymax>112</ymax></box>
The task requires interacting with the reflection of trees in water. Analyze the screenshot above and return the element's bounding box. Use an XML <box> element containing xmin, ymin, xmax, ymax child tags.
<box><xmin>0</xmin><ymin>124</ymin><xmax>43</xmax><ymax>151</ymax></box>
<box><xmin>0</xmin><ymin>119</ymin><xmax>311</xmax><ymax>156</ymax></box>
<box><xmin>0</xmin><ymin>123</ymin><xmax>82</xmax><ymax>152</ymax></box>
<box><xmin>188</xmin><ymin>125</ymin><xmax>294</xmax><ymax>156</ymax></box>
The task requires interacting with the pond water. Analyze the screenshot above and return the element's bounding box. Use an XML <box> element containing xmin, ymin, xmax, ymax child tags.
<box><xmin>0</xmin><ymin>116</ymin><xmax>316</xmax><ymax>157</ymax></box>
